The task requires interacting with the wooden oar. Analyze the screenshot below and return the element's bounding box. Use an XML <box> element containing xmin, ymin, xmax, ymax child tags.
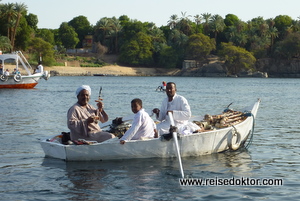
<box><xmin>168</xmin><ymin>112</ymin><xmax>184</xmax><ymax>178</ymax></box>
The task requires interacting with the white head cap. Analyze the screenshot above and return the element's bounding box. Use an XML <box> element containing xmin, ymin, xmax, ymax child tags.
<box><xmin>76</xmin><ymin>85</ymin><xmax>91</xmax><ymax>96</ymax></box>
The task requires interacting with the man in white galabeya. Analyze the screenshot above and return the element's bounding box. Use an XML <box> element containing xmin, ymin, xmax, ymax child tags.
<box><xmin>152</xmin><ymin>82</ymin><xmax>199</xmax><ymax>136</ymax></box>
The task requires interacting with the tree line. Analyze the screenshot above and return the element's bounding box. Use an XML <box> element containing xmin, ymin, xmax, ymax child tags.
<box><xmin>1</xmin><ymin>3</ymin><xmax>300</xmax><ymax>74</ymax></box>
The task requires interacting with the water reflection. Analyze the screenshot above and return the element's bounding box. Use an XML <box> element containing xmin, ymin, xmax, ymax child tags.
<box><xmin>41</xmin><ymin>150</ymin><xmax>255</xmax><ymax>199</ymax></box>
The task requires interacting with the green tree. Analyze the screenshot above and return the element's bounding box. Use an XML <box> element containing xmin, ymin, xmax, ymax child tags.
<box><xmin>14</xmin><ymin>16</ymin><xmax>32</xmax><ymax>50</ymax></box>
<box><xmin>167</xmin><ymin>14</ymin><xmax>178</xmax><ymax>29</ymax></box>
<box><xmin>274</xmin><ymin>15</ymin><xmax>293</xmax><ymax>39</ymax></box>
<box><xmin>58</xmin><ymin>22</ymin><xmax>79</xmax><ymax>49</ymax></box>
<box><xmin>186</xmin><ymin>33</ymin><xmax>216</xmax><ymax>61</ymax></box>
<box><xmin>193</xmin><ymin>14</ymin><xmax>203</xmax><ymax>34</ymax></box>
<box><xmin>119</xmin><ymin>32</ymin><xmax>153</xmax><ymax>66</ymax></box>
<box><xmin>201</xmin><ymin>13</ymin><xmax>212</xmax><ymax>35</ymax></box>
<box><xmin>176</xmin><ymin>12</ymin><xmax>193</xmax><ymax>36</ymax></box>
<box><xmin>273</xmin><ymin>32</ymin><xmax>300</xmax><ymax>59</ymax></box>
<box><xmin>25</xmin><ymin>13</ymin><xmax>38</xmax><ymax>31</ymax></box>
<box><xmin>28</xmin><ymin>37</ymin><xmax>55</xmax><ymax>65</ymax></box>
<box><xmin>210</xmin><ymin>14</ymin><xmax>225</xmax><ymax>42</ymax></box>
<box><xmin>0</xmin><ymin>35</ymin><xmax>12</xmax><ymax>52</ymax></box>
<box><xmin>158</xmin><ymin>45</ymin><xmax>178</xmax><ymax>68</ymax></box>
<box><xmin>10</xmin><ymin>2</ymin><xmax>27</xmax><ymax>50</ymax></box>
<box><xmin>118</xmin><ymin>15</ymin><xmax>130</xmax><ymax>26</ymax></box>
<box><xmin>224</xmin><ymin>14</ymin><xmax>239</xmax><ymax>26</ymax></box>
<box><xmin>218</xmin><ymin>42</ymin><xmax>256</xmax><ymax>74</ymax></box>
<box><xmin>95</xmin><ymin>17</ymin><xmax>112</xmax><ymax>45</ymax></box>
<box><xmin>110</xmin><ymin>17</ymin><xmax>122</xmax><ymax>53</ymax></box>
<box><xmin>36</xmin><ymin>28</ymin><xmax>55</xmax><ymax>45</ymax></box>
<box><xmin>0</xmin><ymin>3</ymin><xmax>16</xmax><ymax>42</ymax></box>
<box><xmin>68</xmin><ymin>15</ymin><xmax>92</xmax><ymax>48</ymax></box>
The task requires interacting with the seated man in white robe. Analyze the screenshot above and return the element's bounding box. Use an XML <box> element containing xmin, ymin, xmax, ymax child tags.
<box><xmin>152</xmin><ymin>82</ymin><xmax>200</xmax><ymax>136</ymax></box>
<box><xmin>67</xmin><ymin>85</ymin><xmax>115</xmax><ymax>143</ymax></box>
<box><xmin>120</xmin><ymin>98</ymin><xmax>158</xmax><ymax>144</ymax></box>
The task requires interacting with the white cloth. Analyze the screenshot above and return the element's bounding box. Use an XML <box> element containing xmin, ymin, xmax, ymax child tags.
<box><xmin>4</xmin><ymin>70</ymin><xmax>9</xmax><ymax>76</ymax></box>
<box><xmin>35</xmin><ymin>64</ymin><xmax>43</xmax><ymax>73</ymax></box>
<box><xmin>156</xmin><ymin>93</ymin><xmax>199</xmax><ymax>135</ymax></box>
<box><xmin>120</xmin><ymin>108</ymin><xmax>156</xmax><ymax>141</ymax></box>
<box><xmin>76</xmin><ymin>85</ymin><xmax>91</xmax><ymax>96</ymax></box>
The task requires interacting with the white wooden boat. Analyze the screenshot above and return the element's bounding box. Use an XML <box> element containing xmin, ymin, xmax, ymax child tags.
<box><xmin>0</xmin><ymin>51</ymin><xmax>50</xmax><ymax>89</ymax></box>
<box><xmin>40</xmin><ymin>99</ymin><xmax>260</xmax><ymax>161</ymax></box>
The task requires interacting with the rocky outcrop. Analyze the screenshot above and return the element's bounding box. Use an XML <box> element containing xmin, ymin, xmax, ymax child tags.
<box><xmin>256</xmin><ymin>58</ymin><xmax>300</xmax><ymax>78</ymax></box>
<box><xmin>179</xmin><ymin>63</ymin><xmax>227</xmax><ymax>77</ymax></box>
<box><xmin>179</xmin><ymin>56</ymin><xmax>300</xmax><ymax>78</ymax></box>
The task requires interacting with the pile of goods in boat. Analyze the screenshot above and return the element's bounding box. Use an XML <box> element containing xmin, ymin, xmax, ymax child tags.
<box><xmin>105</xmin><ymin>117</ymin><xmax>131</xmax><ymax>138</ymax></box>
<box><xmin>193</xmin><ymin>109</ymin><xmax>248</xmax><ymax>130</ymax></box>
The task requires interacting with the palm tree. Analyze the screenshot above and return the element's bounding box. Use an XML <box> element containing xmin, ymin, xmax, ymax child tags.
<box><xmin>210</xmin><ymin>14</ymin><xmax>225</xmax><ymax>40</ymax></box>
<box><xmin>1</xmin><ymin>3</ymin><xmax>16</xmax><ymax>41</ymax></box>
<box><xmin>95</xmin><ymin>18</ymin><xmax>112</xmax><ymax>46</ymax></box>
<box><xmin>201</xmin><ymin>13</ymin><xmax>212</xmax><ymax>35</ymax></box>
<box><xmin>110</xmin><ymin>18</ymin><xmax>122</xmax><ymax>53</ymax></box>
<box><xmin>194</xmin><ymin>14</ymin><xmax>202</xmax><ymax>33</ymax></box>
<box><xmin>10</xmin><ymin>3</ymin><xmax>27</xmax><ymax>50</ymax></box>
<box><xmin>167</xmin><ymin>14</ymin><xmax>178</xmax><ymax>29</ymax></box>
<box><xmin>266</xmin><ymin>26</ymin><xmax>278</xmax><ymax>53</ymax></box>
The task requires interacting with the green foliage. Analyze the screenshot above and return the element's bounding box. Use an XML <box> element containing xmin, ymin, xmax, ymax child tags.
<box><xmin>58</xmin><ymin>22</ymin><xmax>79</xmax><ymax>49</ymax></box>
<box><xmin>52</xmin><ymin>62</ymin><xmax>65</xmax><ymax>66</ymax></box>
<box><xmin>25</xmin><ymin>13</ymin><xmax>38</xmax><ymax>31</ymax></box>
<box><xmin>119</xmin><ymin>32</ymin><xmax>154</xmax><ymax>66</ymax></box>
<box><xmin>224</xmin><ymin>14</ymin><xmax>239</xmax><ymax>26</ymax></box>
<box><xmin>218</xmin><ymin>42</ymin><xmax>256</xmax><ymax>74</ymax></box>
<box><xmin>28</xmin><ymin>37</ymin><xmax>55</xmax><ymax>66</ymax></box>
<box><xmin>2</xmin><ymin>1</ymin><xmax>300</xmax><ymax>72</ymax></box>
<box><xmin>274</xmin><ymin>15</ymin><xmax>293</xmax><ymax>33</ymax></box>
<box><xmin>0</xmin><ymin>35</ymin><xmax>12</xmax><ymax>52</ymax></box>
<box><xmin>14</xmin><ymin>17</ymin><xmax>33</xmax><ymax>50</ymax></box>
<box><xmin>68</xmin><ymin>15</ymin><xmax>92</xmax><ymax>48</ymax></box>
<box><xmin>158</xmin><ymin>45</ymin><xmax>178</xmax><ymax>68</ymax></box>
<box><xmin>186</xmin><ymin>33</ymin><xmax>216</xmax><ymax>61</ymax></box>
<box><xmin>273</xmin><ymin>32</ymin><xmax>300</xmax><ymax>59</ymax></box>
<box><xmin>36</xmin><ymin>29</ymin><xmax>55</xmax><ymax>45</ymax></box>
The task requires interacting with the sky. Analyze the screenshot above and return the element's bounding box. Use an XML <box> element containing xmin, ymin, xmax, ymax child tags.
<box><xmin>2</xmin><ymin>0</ymin><xmax>300</xmax><ymax>29</ymax></box>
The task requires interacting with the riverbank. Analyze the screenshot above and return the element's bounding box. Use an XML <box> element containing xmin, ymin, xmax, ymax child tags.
<box><xmin>44</xmin><ymin>65</ymin><xmax>180</xmax><ymax>76</ymax></box>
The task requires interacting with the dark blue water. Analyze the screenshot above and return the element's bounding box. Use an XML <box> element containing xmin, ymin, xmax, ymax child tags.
<box><xmin>0</xmin><ymin>76</ymin><xmax>299</xmax><ymax>200</ymax></box>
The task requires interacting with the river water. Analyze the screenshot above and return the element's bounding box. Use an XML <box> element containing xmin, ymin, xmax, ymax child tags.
<box><xmin>0</xmin><ymin>76</ymin><xmax>299</xmax><ymax>200</ymax></box>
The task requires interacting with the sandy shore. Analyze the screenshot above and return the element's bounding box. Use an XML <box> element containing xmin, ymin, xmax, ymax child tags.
<box><xmin>44</xmin><ymin>65</ymin><xmax>180</xmax><ymax>76</ymax></box>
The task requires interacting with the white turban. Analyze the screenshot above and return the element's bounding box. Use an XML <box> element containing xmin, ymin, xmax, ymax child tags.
<box><xmin>76</xmin><ymin>85</ymin><xmax>91</xmax><ymax>96</ymax></box>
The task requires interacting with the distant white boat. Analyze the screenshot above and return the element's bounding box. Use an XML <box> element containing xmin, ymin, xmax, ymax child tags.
<box><xmin>40</xmin><ymin>99</ymin><xmax>261</xmax><ymax>161</ymax></box>
<box><xmin>0</xmin><ymin>51</ymin><xmax>50</xmax><ymax>89</ymax></box>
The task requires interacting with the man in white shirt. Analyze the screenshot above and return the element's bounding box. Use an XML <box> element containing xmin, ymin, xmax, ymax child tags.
<box><xmin>120</xmin><ymin>98</ymin><xmax>157</xmax><ymax>144</ymax></box>
<box><xmin>4</xmin><ymin>69</ymin><xmax>9</xmax><ymax>76</ymax></box>
<box><xmin>35</xmin><ymin>61</ymin><xmax>43</xmax><ymax>73</ymax></box>
<box><xmin>153</xmin><ymin>82</ymin><xmax>199</xmax><ymax>135</ymax></box>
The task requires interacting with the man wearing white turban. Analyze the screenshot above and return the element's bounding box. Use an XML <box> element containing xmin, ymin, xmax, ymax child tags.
<box><xmin>67</xmin><ymin>85</ymin><xmax>115</xmax><ymax>143</ymax></box>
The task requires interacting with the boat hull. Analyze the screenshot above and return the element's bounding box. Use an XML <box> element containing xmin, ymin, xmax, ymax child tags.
<box><xmin>0</xmin><ymin>74</ymin><xmax>43</xmax><ymax>89</ymax></box>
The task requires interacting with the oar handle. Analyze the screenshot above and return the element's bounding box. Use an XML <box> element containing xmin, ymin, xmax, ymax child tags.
<box><xmin>168</xmin><ymin>112</ymin><xmax>185</xmax><ymax>178</ymax></box>
<box><xmin>169</xmin><ymin>111</ymin><xmax>175</xmax><ymax>126</ymax></box>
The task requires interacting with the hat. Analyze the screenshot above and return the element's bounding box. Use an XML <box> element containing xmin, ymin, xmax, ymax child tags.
<box><xmin>76</xmin><ymin>85</ymin><xmax>91</xmax><ymax>96</ymax></box>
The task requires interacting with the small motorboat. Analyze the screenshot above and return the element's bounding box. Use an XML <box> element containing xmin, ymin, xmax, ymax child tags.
<box><xmin>0</xmin><ymin>51</ymin><xmax>50</xmax><ymax>89</ymax></box>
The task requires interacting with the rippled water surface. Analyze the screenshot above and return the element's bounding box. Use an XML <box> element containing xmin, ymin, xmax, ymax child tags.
<box><xmin>1</xmin><ymin>76</ymin><xmax>299</xmax><ymax>200</ymax></box>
